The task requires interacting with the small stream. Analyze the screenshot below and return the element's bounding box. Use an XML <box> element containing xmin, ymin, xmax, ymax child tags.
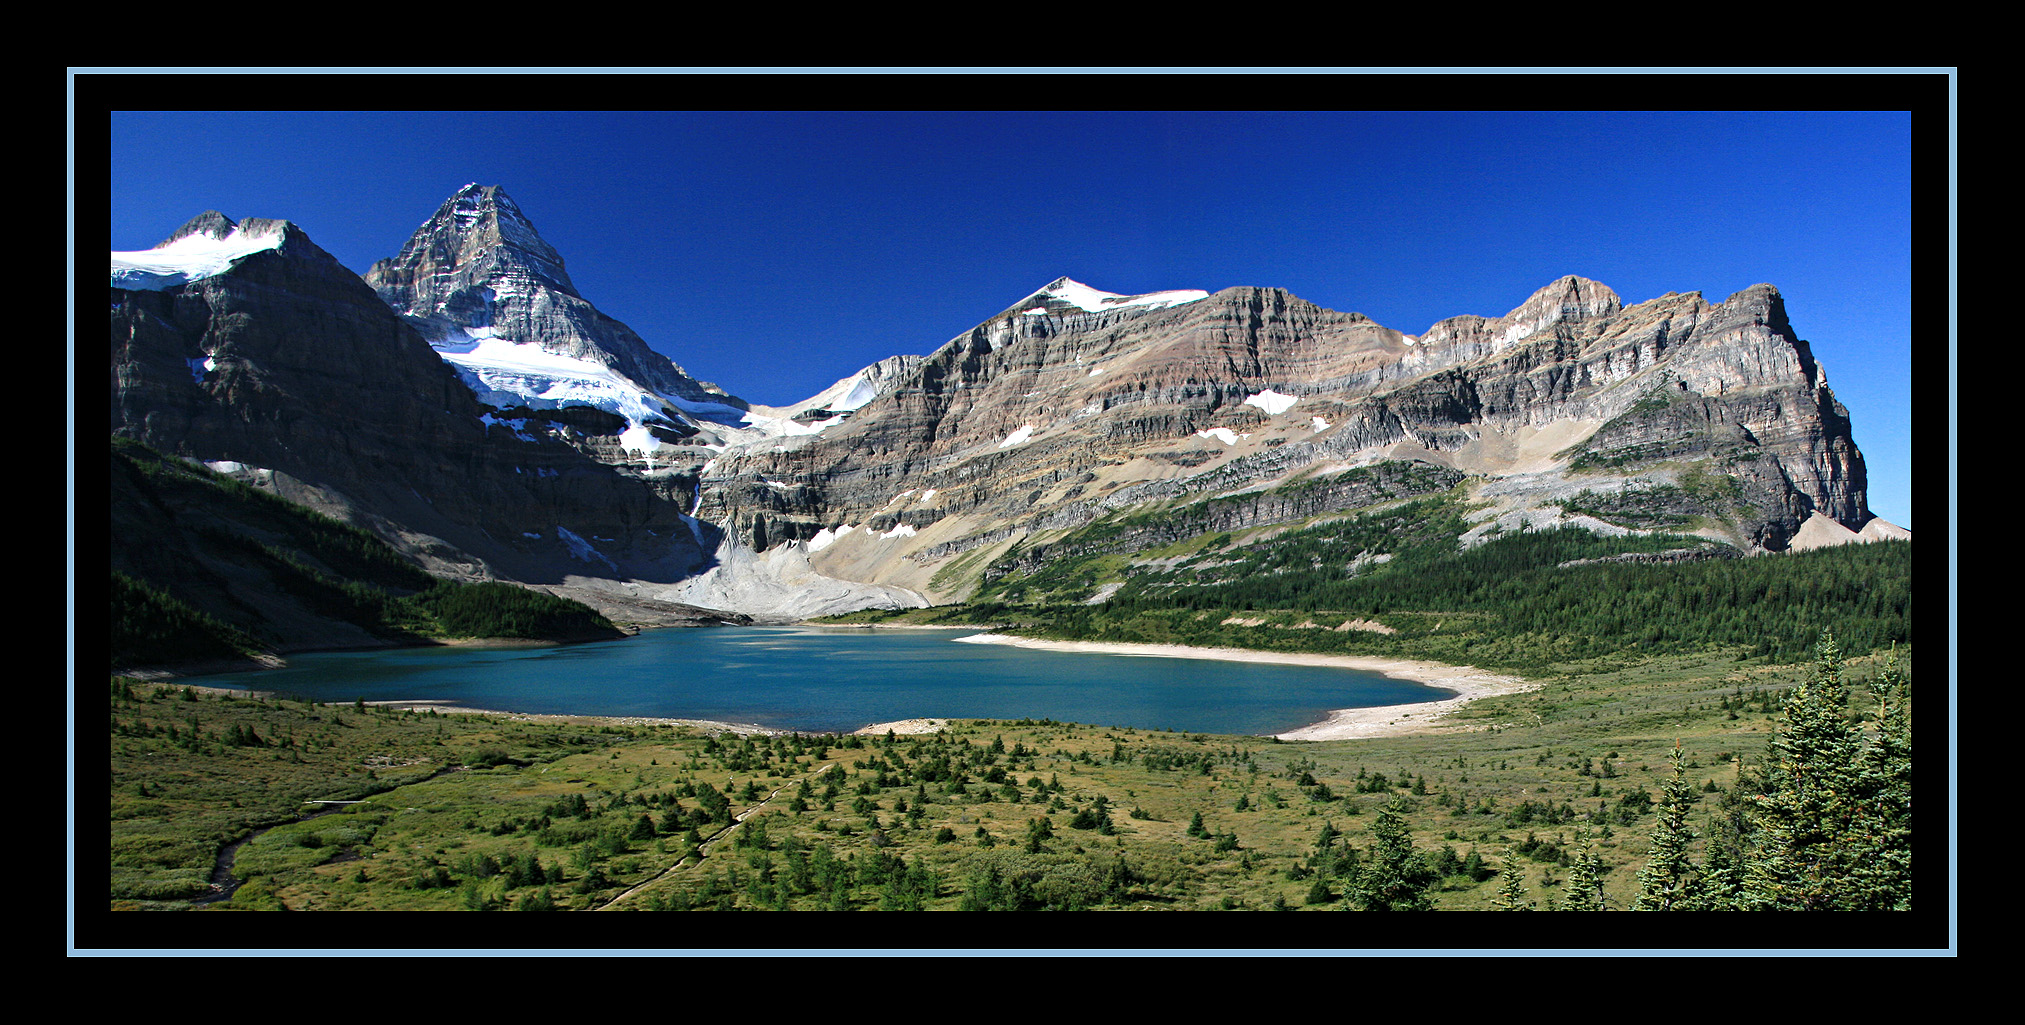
<box><xmin>191</xmin><ymin>765</ymin><xmax>463</xmax><ymax>906</ymax></box>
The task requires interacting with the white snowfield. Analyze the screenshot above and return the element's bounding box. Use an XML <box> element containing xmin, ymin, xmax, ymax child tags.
<box><xmin>555</xmin><ymin>525</ymin><xmax>618</xmax><ymax>571</ymax></box>
<box><xmin>1242</xmin><ymin>389</ymin><xmax>1299</xmax><ymax>416</ymax></box>
<box><xmin>441</xmin><ymin>336</ymin><xmax>674</xmax><ymax>428</ymax></box>
<box><xmin>112</xmin><ymin>227</ymin><xmax>833</xmax><ymax>459</ymax></box>
<box><xmin>435</xmin><ymin>333</ymin><xmax>828</xmax><ymax>456</ymax></box>
<box><xmin>1024</xmin><ymin>278</ymin><xmax>1208</xmax><ymax>314</ymax></box>
<box><xmin>110</xmin><ymin>223</ymin><xmax>285</xmax><ymax>290</ymax></box>
<box><xmin>800</xmin><ymin>369</ymin><xmax>885</xmax><ymax>414</ymax></box>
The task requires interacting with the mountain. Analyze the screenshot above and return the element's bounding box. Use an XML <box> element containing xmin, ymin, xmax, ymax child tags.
<box><xmin>366</xmin><ymin>184</ymin><xmax>723</xmax><ymax>404</ymax></box>
<box><xmin>110</xmin><ymin>436</ymin><xmax>626</xmax><ymax>666</ymax></box>
<box><xmin>109</xmin><ymin>209</ymin><xmax>742</xmax><ymax>627</ymax></box>
<box><xmin>364</xmin><ymin>184</ymin><xmax>837</xmax><ymax>464</ymax></box>
<box><xmin>699</xmin><ymin>274</ymin><xmax>1891</xmax><ymax>604</ymax></box>
<box><xmin>111</xmin><ymin>188</ymin><xmax>1902</xmax><ymax>630</ymax></box>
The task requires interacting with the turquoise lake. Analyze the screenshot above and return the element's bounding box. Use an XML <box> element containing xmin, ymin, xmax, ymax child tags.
<box><xmin>193</xmin><ymin>626</ymin><xmax>1447</xmax><ymax>737</ymax></box>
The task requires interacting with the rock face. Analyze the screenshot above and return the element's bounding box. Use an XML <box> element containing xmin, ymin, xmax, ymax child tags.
<box><xmin>699</xmin><ymin>274</ymin><xmax>1878</xmax><ymax>601</ymax></box>
<box><xmin>109</xmin><ymin>210</ymin><xmax>727</xmax><ymax>617</ymax></box>
<box><xmin>366</xmin><ymin>184</ymin><xmax>730</xmax><ymax>408</ymax></box>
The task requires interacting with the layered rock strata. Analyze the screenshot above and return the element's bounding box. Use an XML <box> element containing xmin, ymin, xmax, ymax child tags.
<box><xmin>700</xmin><ymin>274</ymin><xmax>1875</xmax><ymax>600</ymax></box>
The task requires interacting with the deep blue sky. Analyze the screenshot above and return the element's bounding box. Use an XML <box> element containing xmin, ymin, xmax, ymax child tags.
<box><xmin>94</xmin><ymin>94</ymin><xmax>1936</xmax><ymax>529</ymax></box>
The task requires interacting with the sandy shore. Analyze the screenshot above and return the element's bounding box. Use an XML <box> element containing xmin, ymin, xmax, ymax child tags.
<box><xmin>361</xmin><ymin>700</ymin><xmax>948</xmax><ymax>738</ymax></box>
<box><xmin>156</xmin><ymin>682</ymin><xmax>947</xmax><ymax>739</ymax></box>
<box><xmin>951</xmin><ymin>633</ymin><xmax>1536</xmax><ymax>741</ymax></box>
<box><xmin>851</xmin><ymin>718</ymin><xmax>952</xmax><ymax>735</ymax></box>
<box><xmin>339</xmin><ymin>700</ymin><xmax>783</xmax><ymax>736</ymax></box>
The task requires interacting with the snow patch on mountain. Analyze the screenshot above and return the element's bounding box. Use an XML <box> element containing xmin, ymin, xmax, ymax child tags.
<box><xmin>478</xmin><ymin>411</ymin><xmax>539</xmax><ymax>442</ymax></box>
<box><xmin>110</xmin><ymin>223</ymin><xmax>285</xmax><ymax>290</ymax></box>
<box><xmin>1243</xmin><ymin>390</ymin><xmax>1299</xmax><ymax>415</ymax></box>
<box><xmin>754</xmin><ymin>355</ymin><xmax>925</xmax><ymax>428</ymax></box>
<box><xmin>999</xmin><ymin>424</ymin><xmax>1036</xmax><ymax>448</ymax></box>
<box><xmin>435</xmin><ymin>334</ymin><xmax>825</xmax><ymax>453</ymax></box>
<box><xmin>556</xmin><ymin>525</ymin><xmax>618</xmax><ymax>571</ymax></box>
<box><xmin>1024</xmin><ymin>278</ymin><xmax>1209</xmax><ymax>314</ymax></box>
<box><xmin>441</xmin><ymin>337</ymin><xmax>674</xmax><ymax>425</ymax></box>
<box><xmin>806</xmin><ymin>524</ymin><xmax>856</xmax><ymax>553</ymax></box>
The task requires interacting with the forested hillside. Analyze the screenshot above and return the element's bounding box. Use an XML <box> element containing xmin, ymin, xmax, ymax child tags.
<box><xmin>857</xmin><ymin>490</ymin><xmax>1911</xmax><ymax>674</ymax></box>
<box><xmin>110</xmin><ymin>437</ymin><xmax>621</xmax><ymax>670</ymax></box>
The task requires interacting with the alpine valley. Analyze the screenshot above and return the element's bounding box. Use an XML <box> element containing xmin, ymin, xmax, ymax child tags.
<box><xmin>109</xmin><ymin>184</ymin><xmax>1908</xmax><ymax>659</ymax></box>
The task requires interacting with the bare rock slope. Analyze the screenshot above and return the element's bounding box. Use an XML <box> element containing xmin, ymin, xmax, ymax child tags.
<box><xmin>700</xmin><ymin>274</ymin><xmax>1878</xmax><ymax>603</ymax></box>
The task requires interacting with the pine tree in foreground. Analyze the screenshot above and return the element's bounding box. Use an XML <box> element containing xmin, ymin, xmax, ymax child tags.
<box><xmin>1557</xmin><ymin>831</ymin><xmax>1608</xmax><ymax>911</ymax></box>
<box><xmin>1845</xmin><ymin>649</ymin><xmax>1912</xmax><ymax>910</ymax></box>
<box><xmin>1348</xmin><ymin>808</ymin><xmax>1435</xmax><ymax>911</ymax></box>
<box><xmin>1634</xmin><ymin>744</ymin><xmax>1704</xmax><ymax>910</ymax></box>
<box><xmin>1647</xmin><ymin>630</ymin><xmax>1912</xmax><ymax>911</ymax></box>
<box><xmin>1494</xmin><ymin>863</ymin><xmax>1534</xmax><ymax>910</ymax></box>
<box><xmin>1745</xmin><ymin>630</ymin><xmax>1865</xmax><ymax>909</ymax></box>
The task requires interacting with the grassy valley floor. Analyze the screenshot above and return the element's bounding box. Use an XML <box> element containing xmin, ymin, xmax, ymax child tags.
<box><xmin>102</xmin><ymin>641</ymin><xmax>1913</xmax><ymax>922</ymax></box>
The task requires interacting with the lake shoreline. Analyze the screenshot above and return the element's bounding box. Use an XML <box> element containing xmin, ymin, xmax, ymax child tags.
<box><xmin>950</xmin><ymin>633</ymin><xmax>1538</xmax><ymax>740</ymax></box>
<box><xmin>163</xmin><ymin>627</ymin><xmax>1535</xmax><ymax>742</ymax></box>
<box><xmin>347</xmin><ymin>699</ymin><xmax>949</xmax><ymax>738</ymax></box>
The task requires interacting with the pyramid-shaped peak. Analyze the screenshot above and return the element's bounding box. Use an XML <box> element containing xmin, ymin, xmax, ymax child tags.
<box><xmin>392</xmin><ymin>184</ymin><xmax>575</xmax><ymax>295</ymax></box>
<box><xmin>435</xmin><ymin>184</ymin><xmax>536</xmax><ymax>232</ymax></box>
<box><xmin>447</xmin><ymin>182</ymin><xmax>523</xmax><ymax>211</ymax></box>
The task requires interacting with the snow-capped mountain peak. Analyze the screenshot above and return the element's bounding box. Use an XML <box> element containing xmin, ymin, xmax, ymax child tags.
<box><xmin>110</xmin><ymin>212</ymin><xmax>289</xmax><ymax>291</ymax></box>
<box><xmin>1014</xmin><ymin>277</ymin><xmax>1209</xmax><ymax>316</ymax></box>
<box><xmin>366</xmin><ymin>185</ymin><xmax>832</xmax><ymax>460</ymax></box>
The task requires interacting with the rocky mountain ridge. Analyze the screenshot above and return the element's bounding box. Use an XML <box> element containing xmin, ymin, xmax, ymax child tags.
<box><xmin>109</xmin><ymin>209</ymin><xmax>742</xmax><ymax>627</ymax></box>
<box><xmin>698</xmin><ymin>270</ymin><xmax>1882</xmax><ymax>606</ymax></box>
<box><xmin>111</xmin><ymin>186</ymin><xmax>1899</xmax><ymax>625</ymax></box>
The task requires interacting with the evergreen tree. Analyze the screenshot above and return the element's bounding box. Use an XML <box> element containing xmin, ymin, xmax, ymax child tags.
<box><xmin>1641</xmin><ymin>630</ymin><xmax>1917</xmax><ymax>912</ymax></box>
<box><xmin>1744</xmin><ymin>630</ymin><xmax>1865</xmax><ymax>909</ymax></box>
<box><xmin>1347</xmin><ymin>808</ymin><xmax>1434</xmax><ymax>911</ymax></box>
<box><xmin>1557</xmin><ymin>832</ymin><xmax>1608</xmax><ymax>911</ymax></box>
<box><xmin>1634</xmin><ymin>744</ymin><xmax>1703</xmax><ymax>910</ymax></box>
<box><xmin>1494</xmin><ymin>863</ymin><xmax>1533</xmax><ymax>910</ymax></box>
<box><xmin>1845</xmin><ymin>649</ymin><xmax>1913</xmax><ymax>910</ymax></box>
